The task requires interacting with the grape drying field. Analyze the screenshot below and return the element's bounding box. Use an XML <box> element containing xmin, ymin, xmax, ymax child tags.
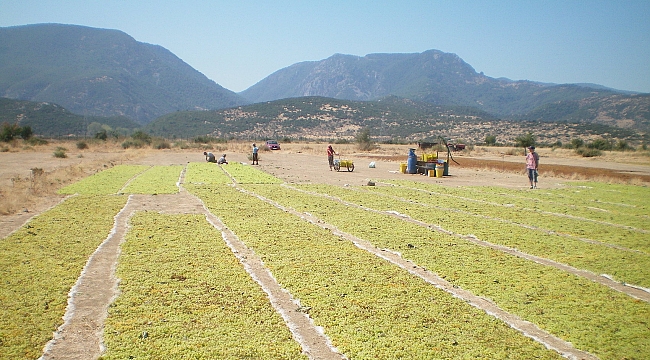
<box><xmin>1</xmin><ymin>162</ymin><xmax>648</xmax><ymax>359</ymax></box>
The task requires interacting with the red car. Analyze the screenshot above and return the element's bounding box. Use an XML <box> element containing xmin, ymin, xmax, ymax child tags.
<box><xmin>265</xmin><ymin>140</ymin><xmax>281</xmax><ymax>150</ymax></box>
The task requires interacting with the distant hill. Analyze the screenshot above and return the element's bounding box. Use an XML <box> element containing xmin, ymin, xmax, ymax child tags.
<box><xmin>240</xmin><ymin>50</ymin><xmax>648</xmax><ymax>130</ymax></box>
<box><xmin>144</xmin><ymin>95</ymin><xmax>497</xmax><ymax>140</ymax></box>
<box><xmin>519</xmin><ymin>94</ymin><xmax>650</xmax><ymax>131</ymax></box>
<box><xmin>145</xmin><ymin>96</ymin><xmax>642</xmax><ymax>145</ymax></box>
<box><xmin>0</xmin><ymin>24</ymin><xmax>247</xmax><ymax>124</ymax></box>
<box><xmin>2</xmin><ymin>94</ymin><xmax>638</xmax><ymax>145</ymax></box>
<box><xmin>0</xmin><ymin>97</ymin><xmax>139</xmax><ymax>136</ymax></box>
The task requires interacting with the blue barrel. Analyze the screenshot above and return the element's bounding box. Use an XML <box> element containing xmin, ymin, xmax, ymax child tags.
<box><xmin>407</xmin><ymin>148</ymin><xmax>417</xmax><ymax>174</ymax></box>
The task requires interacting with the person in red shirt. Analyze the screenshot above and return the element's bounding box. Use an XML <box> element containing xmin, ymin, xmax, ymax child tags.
<box><xmin>327</xmin><ymin>145</ymin><xmax>337</xmax><ymax>171</ymax></box>
<box><xmin>526</xmin><ymin>146</ymin><xmax>539</xmax><ymax>189</ymax></box>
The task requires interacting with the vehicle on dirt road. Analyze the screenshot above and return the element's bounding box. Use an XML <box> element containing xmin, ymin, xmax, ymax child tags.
<box><xmin>265</xmin><ymin>140</ymin><xmax>281</xmax><ymax>150</ymax></box>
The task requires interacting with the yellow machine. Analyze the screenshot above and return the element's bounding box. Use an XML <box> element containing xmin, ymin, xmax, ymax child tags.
<box><xmin>334</xmin><ymin>158</ymin><xmax>355</xmax><ymax>172</ymax></box>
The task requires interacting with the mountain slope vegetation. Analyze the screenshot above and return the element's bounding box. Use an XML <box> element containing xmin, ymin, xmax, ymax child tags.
<box><xmin>0</xmin><ymin>97</ymin><xmax>139</xmax><ymax>137</ymax></box>
<box><xmin>145</xmin><ymin>96</ymin><xmax>497</xmax><ymax>139</ymax></box>
<box><xmin>240</xmin><ymin>50</ymin><xmax>648</xmax><ymax>132</ymax></box>
<box><xmin>0</xmin><ymin>24</ymin><xmax>246</xmax><ymax>124</ymax></box>
<box><xmin>519</xmin><ymin>94</ymin><xmax>650</xmax><ymax>131</ymax></box>
<box><xmin>145</xmin><ymin>96</ymin><xmax>642</xmax><ymax>145</ymax></box>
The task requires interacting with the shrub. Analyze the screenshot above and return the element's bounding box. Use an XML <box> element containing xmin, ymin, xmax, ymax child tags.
<box><xmin>31</xmin><ymin>167</ymin><xmax>44</xmax><ymax>176</ymax></box>
<box><xmin>26</xmin><ymin>137</ymin><xmax>48</xmax><ymax>146</ymax></box>
<box><xmin>193</xmin><ymin>135</ymin><xmax>226</xmax><ymax>144</ymax></box>
<box><xmin>94</xmin><ymin>130</ymin><xmax>108</xmax><ymax>141</ymax></box>
<box><xmin>505</xmin><ymin>148</ymin><xmax>522</xmax><ymax>156</ymax></box>
<box><xmin>153</xmin><ymin>140</ymin><xmax>171</xmax><ymax>149</ymax></box>
<box><xmin>1</xmin><ymin>123</ymin><xmax>33</xmax><ymax>141</ymax></box>
<box><xmin>587</xmin><ymin>138</ymin><xmax>613</xmax><ymax>151</ymax></box>
<box><xmin>19</xmin><ymin>126</ymin><xmax>33</xmax><ymax>140</ymax></box>
<box><xmin>571</xmin><ymin>138</ymin><xmax>584</xmax><ymax>149</ymax></box>
<box><xmin>575</xmin><ymin>147</ymin><xmax>602</xmax><ymax>157</ymax></box>
<box><xmin>175</xmin><ymin>141</ymin><xmax>191</xmax><ymax>149</ymax></box>
<box><xmin>53</xmin><ymin>147</ymin><xmax>67</xmax><ymax>158</ymax></box>
<box><xmin>121</xmin><ymin>139</ymin><xmax>147</xmax><ymax>149</ymax></box>
<box><xmin>76</xmin><ymin>141</ymin><xmax>88</xmax><ymax>150</ymax></box>
<box><xmin>131</xmin><ymin>130</ymin><xmax>152</xmax><ymax>144</ymax></box>
<box><xmin>1</xmin><ymin>123</ymin><xmax>21</xmax><ymax>141</ymax></box>
<box><xmin>615</xmin><ymin>140</ymin><xmax>633</xmax><ymax>151</ymax></box>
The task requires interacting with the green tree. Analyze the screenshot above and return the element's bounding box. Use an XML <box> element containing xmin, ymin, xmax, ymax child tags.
<box><xmin>95</xmin><ymin>129</ymin><xmax>108</xmax><ymax>141</ymax></box>
<box><xmin>87</xmin><ymin>122</ymin><xmax>104</xmax><ymax>137</ymax></box>
<box><xmin>514</xmin><ymin>132</ymin><xmax>536</xmax><ymax>148</ymax></box>
<box><xmin>587</xmin><ymin>138</ymin><xmax>613</xmax><ymax>151</ymax></box>
<box><xmin>1</xmin><ymin>122</ymin><xmax>25</xmax><ymax>141</ymax></box>
<box><xmin>615</xmin><ymin>140</ymin><xmax>633</xmax><ymax>151</ymax></box>
<box><xmin>571</xmin><ymin>138</ymin><xmax>584</xmax><ymax>149</ymax></box>
<box><xmin>356</xmin><ymin>128</ymin><xmax>376</xmax><ymax>151</ymax></box>
<box><xmin>131</xmin><ymin>130</ymin><xmax>152</xmax><ymax>144</ymax></box>
<box><xmin>484</xmin><ymin>135</ymin><xmax>497</xmax><ymax>146</ymax></box>
<box><xmin>19</xmin><ymin>125</ymin><xmax>32</xmax><ymax>140</ymax></box>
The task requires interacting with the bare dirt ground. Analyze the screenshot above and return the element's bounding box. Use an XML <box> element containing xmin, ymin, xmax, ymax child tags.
<box><xmin>1</xmin><ymin>141</ymin><xmax>649</xmax><ymax>359</ymax></box>
<box><xmin>1</xmin><ymin>141</ymin><xmax>650</xmax><ymax>239</ymax></box>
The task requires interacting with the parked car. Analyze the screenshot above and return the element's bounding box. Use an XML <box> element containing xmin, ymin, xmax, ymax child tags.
<box><xmin>447</xmin><ymin>143</ymin><xmax>466</xmax><ymax>151</ymax></box>
<box><xmin>265</xmin><ymin>140</ymin><xmax>281</xmax><ymax>150</ymax></box>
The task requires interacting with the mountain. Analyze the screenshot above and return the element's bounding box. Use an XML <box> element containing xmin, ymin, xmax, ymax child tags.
<box><xmin>0</xmin><ymin>97</ymin><xmax>139</xmax><ymax>136</ymax></box>
<box><xmin>145</xmin><ymin>96</ymin><xmax>643</xmax><ymax>144</ymax></box>
<box><xmin>519</xmin><ymin>94</ymin><xmax>650</xmax><ymax>131</ymax></box>
<box><xmin>0</xmin><ymin>24</ymin><xmax>247</xmax><ymax>124</ymax></box>
<box><xmin>240</xmin><ymin>50</ymin><xmax>636</xmax><ymax>119</ymax></box>
<box><xmin>1</xmin><ymin>24</ymin><xmax>647</xmax><ymax>137</ymax></box>
<box><xmin>145</xmin><ymin>95</ymin><xmax>497</xmax><ymax>139</ymax></box>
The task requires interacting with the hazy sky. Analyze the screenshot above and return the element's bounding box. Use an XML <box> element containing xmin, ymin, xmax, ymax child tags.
<box><xmin>1</xmin><ymin>1</ymin><xmax>649</xmax><ymax>93</ymax></box>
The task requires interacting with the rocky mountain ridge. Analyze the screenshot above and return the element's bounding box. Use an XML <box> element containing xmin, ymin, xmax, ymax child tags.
<box><xmin>0</xmin><ymin>24</ymin><xmax>246</xmax><ymax>124</ymax></box>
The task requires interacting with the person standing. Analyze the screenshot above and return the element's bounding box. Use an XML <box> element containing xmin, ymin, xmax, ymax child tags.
<box><xmin>252</xmin><ymin>143</ymin><xmax>259</xmax><ymax>165</ymax></box>
<box><xmin>526</xmin><ymin>146</ymin><xmax>539</xmax><ymax>189</ymax></box>
<box><xmin>327</xmin><ymin>145</ymin><xmax>337</xmax><ymax>171</ymax></box>
<box><xmin>204</xmin><ymin>151</ymin><xmax>216</xmax><ymax>163</ymax></box>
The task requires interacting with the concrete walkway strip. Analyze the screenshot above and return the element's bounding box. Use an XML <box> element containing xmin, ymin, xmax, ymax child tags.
<box><xmin>41</xmin><ymin>195</ymin><xmax>136</xmax><ymax>360</ymax></box>
<box><xmin>202</xmin><ymin>209</ymin><xmax>345</xmax><ymax>360</ymax></box>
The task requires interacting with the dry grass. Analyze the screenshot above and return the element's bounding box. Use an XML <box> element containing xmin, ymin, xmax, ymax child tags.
<box><xmin>0</xmin><ymin>139</ymin><xmax>137</xmax><ymax>215</ymax></box>
<box><xmin>450</xmin><ymin>157</ymin><xmax>650</xmax><ymax>185</ymax></box>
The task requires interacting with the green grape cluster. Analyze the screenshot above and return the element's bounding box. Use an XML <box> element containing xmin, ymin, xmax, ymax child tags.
<box><xmin>58</xmin><ymin>165</ymin><xmax>150</xmax><ymax>195</ymax></box>
<box><xmin>188</xmin><ymin>184</ymin><xmax>563</xmax><ymax>359</ymax></box>
<box><xmin>241</xmin><ymin>183</ymin><xmax>650</xmax><ymax>360</ymax></box>
<box><xmin>102</xmin><ymin>212</ymin><xmax>305</xmax><ymax>359</ymax></box>
<box><xmin>0</xmin><ymin>195</ymin><xmax>127</xmax><ymax>358</ymax></box>
<box><xmin>122</xmin><ymin>165</ymin><xmax>184</xmax><ymax>194</ymax></box>
<box><xmin>184</xmin><ymin>162</ymin><xmax>232</xmax><ymax>184</ymax></box>
<box><xmin>221</xmin><ymin>162</ymin><xmax>283</xmax><ymax>184</ymax></box>
<box><xmin>6</xmin><ymin>162</ymin><xmax>649</xmax><ymax>360</ymax></box>
<box><xmin>344</xmin><ymin>183</ymin><xmax>650</xmax><ymax>287</ymax></box>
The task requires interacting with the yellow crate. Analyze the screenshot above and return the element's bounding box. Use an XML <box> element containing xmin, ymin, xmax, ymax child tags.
<box><xmin>421</xmin><ymin>153</ymin><xmax>437</xmax><ymax>162</ymax></box>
